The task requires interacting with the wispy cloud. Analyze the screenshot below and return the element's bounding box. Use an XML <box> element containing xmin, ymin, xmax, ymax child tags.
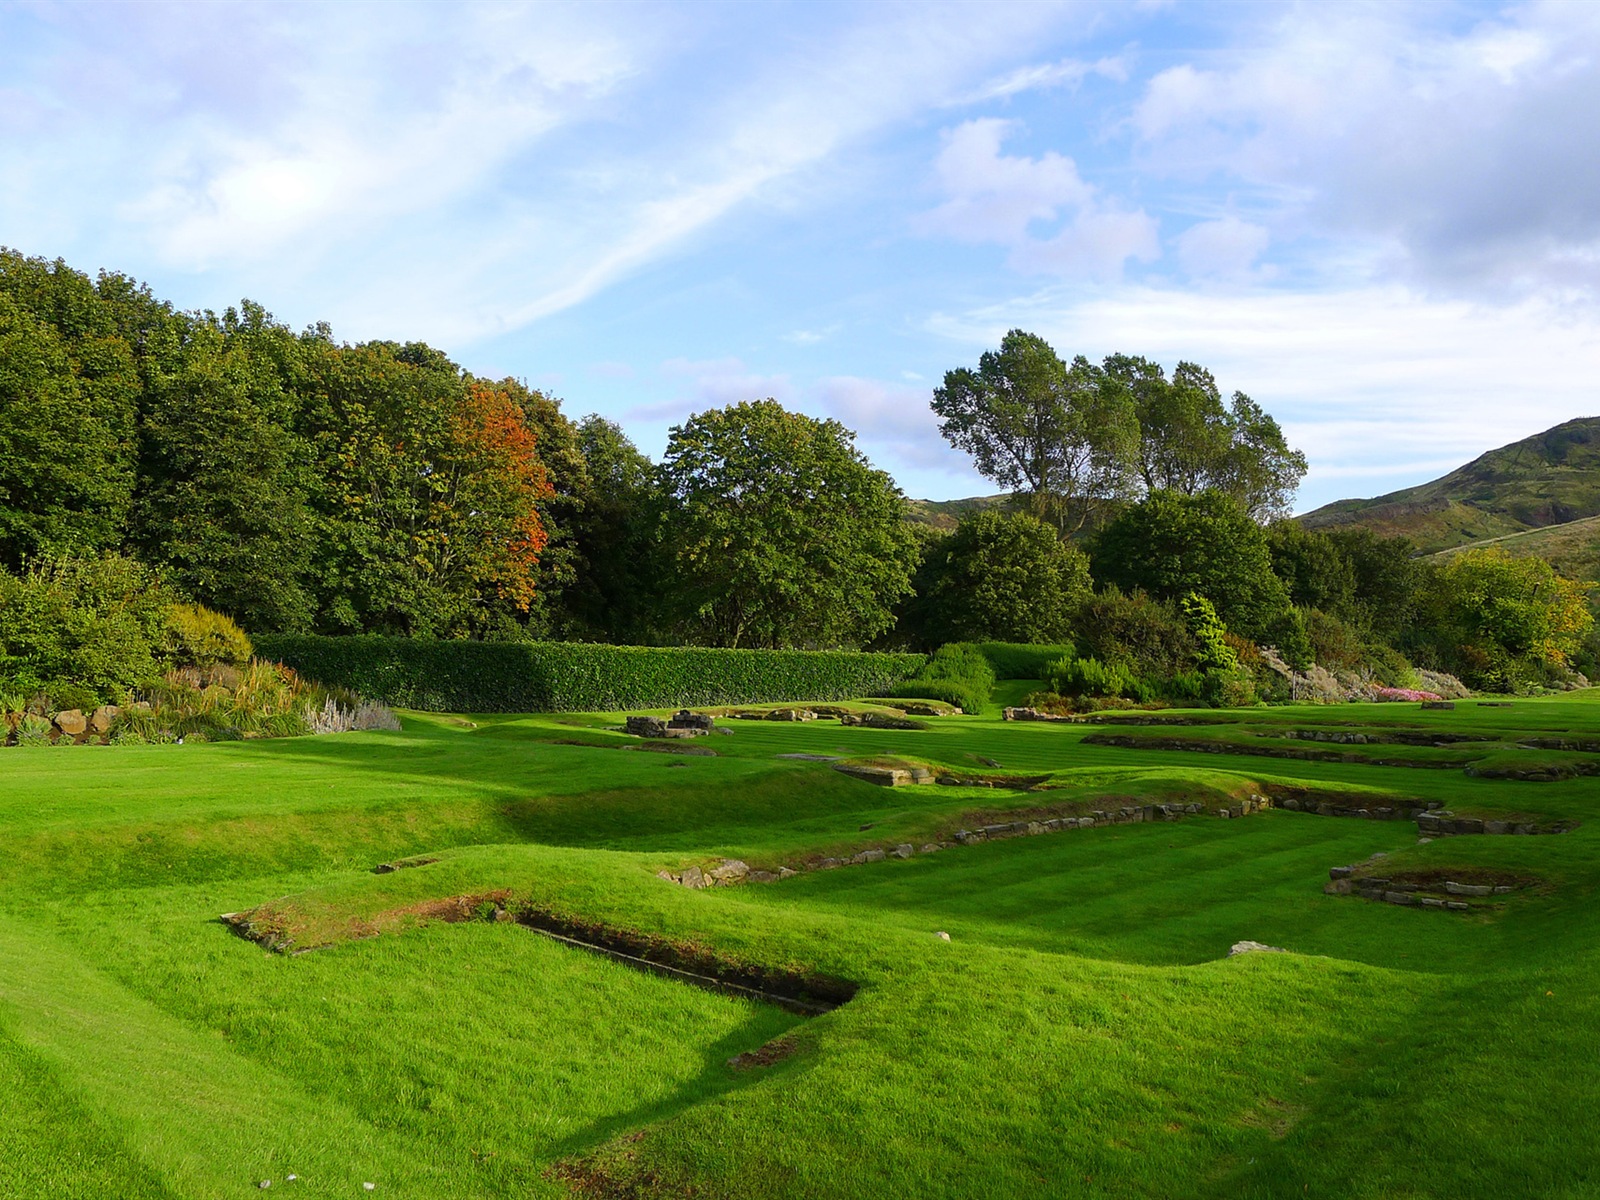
<box><xmin>950</xmin><ymin>54</ymin><xmax>1128</xmax><ymax>105</ymax></box>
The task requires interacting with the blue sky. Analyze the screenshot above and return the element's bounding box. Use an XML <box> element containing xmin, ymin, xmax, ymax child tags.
<box><xmin>4</xmin><ymin>0</ymin><xmax>1599</xmax><ymax>511</ymax></box>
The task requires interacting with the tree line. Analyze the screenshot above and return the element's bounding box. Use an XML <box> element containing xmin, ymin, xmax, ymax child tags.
<box><xmin>1</xmin><ymin>251</ymin><xmax>1592</xmax><ymax>697</ymax></box>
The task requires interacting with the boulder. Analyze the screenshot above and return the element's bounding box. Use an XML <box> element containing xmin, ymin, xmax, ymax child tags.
<box><xmin>625</xmin><ymin>715</ymin><xmax>669</xmax><ymax>738</ymax></box>
<box><xmin>679</xmin><ymin>865</ymin><xmax>708</xmax><ymax>889</ymax></box>
<box><xmin>53</xmin><ymin>709</ymin><xmax>87</xmax><ymax>737</ymax></box>
<box><xmin>1228</xmin><ymin>940</ymin><xmax>1287</xmax><ymax>956</ymax></box>
<box><xmin>766</xmin><ymin>708</ymin><xmax>816</xmax><ymax>722</ymax></box>
<box><xmin>88</xmin><ymin>705</ymin><xmax>120</xmax><ymax>734</ymax></box>
<box><xmin>707</xmin><ymin>859</ymin><xmax>750</xmax><ymax>885</ymax></box>
<box><xmin>891</xmin><ymin>844</ymin><xmax>914</xmax><ymax>859</ymax></box>
<box><xmin>668</xmin><ymin>709</ymin><xmax>716</xmax><ymax>732</ymax></box>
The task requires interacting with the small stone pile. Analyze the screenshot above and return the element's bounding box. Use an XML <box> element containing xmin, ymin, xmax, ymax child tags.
<box><xmin>839</xmin><ymin>712</ymin><xmax>926</xmax><ymax>731</ymax></box>
<box><xmin>1002</xmin><ymin>707</ymin><xmax>1077</xmax><ymax>723</ymax></box>
<box><xmin>657</xmin><ymin>859</ymin><xmax>799</xmax><ymax>888</ymax></box>
<box><xmin>624</xmin><ymin>710</ymin><xmax>718</xmax><ymax>739</ymax></box>
<box><xmin>831</xmin><ymin>762</ymin><xmax>933</xmax><ymax>787</ymax></box>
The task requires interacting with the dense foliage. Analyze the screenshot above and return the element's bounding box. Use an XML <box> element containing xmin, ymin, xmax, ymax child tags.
<box><xmin>0</xmin><ymin>553</ymin><xmax>251</xmax><ymax>706</ymax></box>
<box><xmin>4</xmin><ymin>250</ymin><xmax>1593</xmax><ymax>705</ymax></box>
<box><xmin>903</xmin><ymin>511</ymin><xmax>1090</xmax><ymax>648</ymax></box>
<box><xmin>1091</xmin><ymin>490</ymin><xmax>1294</xmax><ymax>641</ymax></box>
<box><xmin>255</xmin><ymin>635</ymin><xmax>923</xmax><ymax>713</ymax></box>
<box><xmin>878</xmin><ymin>642</ymin><xmax>997</xmax><ymax>714</ymax></box>
<box><xmin>657</xmin><ymin>400</ymin><xmax>917</xmax><ymax>649</ymax></box>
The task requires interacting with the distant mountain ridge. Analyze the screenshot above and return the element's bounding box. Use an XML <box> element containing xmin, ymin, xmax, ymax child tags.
<box><xmin>1298</xmin><ymin>416</ymin><xmax>1600</xmax><ymax>553</ymax></box>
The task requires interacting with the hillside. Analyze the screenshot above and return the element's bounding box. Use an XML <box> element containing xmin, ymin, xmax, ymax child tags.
<box><xmin>1432</xmin><ymin>513</ymin><xmax>1600</xmax><ymax>611</ymax></box>
<box><xmin>903</xmin><ymin>493</ymin><xmax>1009</xmax><ymax>531</ymax></box>
<box><xmin>1299</xmin><ymin>416</ymin><xmax>1600</xmax><ymax>552</ymax></box>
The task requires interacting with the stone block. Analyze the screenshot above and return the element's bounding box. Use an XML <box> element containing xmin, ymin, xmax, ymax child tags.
<box><xmin>1444</xmin><ymin>882</ymin><xmax>1492</xmax><ymax>897</ymax></box>
<box><xmin>1446</xmin><ymin>901</ymin><xmax>1470</xmax><ymax>911</ymax></box>
<box><xmin>832</xmin><ymin>763</ymin><xmax>910</xmax><ymax>787</ymax></box>
<box><xmin>625</xmin><ymin>715</ymin><xmax>669</xmax><ymax>738</ymax></box>
<box><xmin>1383</xmin><ymin>891</ymin><xmax>1417</xmax><ymax>906</ymax></box>
<box><xmin>1329</xmin><ymin>865</ymin><xmax>1355</xmax><ymax>879</ymax></box>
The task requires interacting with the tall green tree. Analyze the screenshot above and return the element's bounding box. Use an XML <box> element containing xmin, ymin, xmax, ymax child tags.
<box><xmin>563</xmin><ymin>415</ymin><xmax>661</xmax><ymax>642</ymax></box>
<box><xmin>933</xmin><ymin>330</ymin><xmax>1138</xmax><ymax>533</ymax></box>
<box><xmin>0</xmin><ymin>293</ymin><xmax>133</xmax><ymax>566</ymax></box>
<box><xmin>1090</xmin><ymin>490</ymin><xmax>1293</xmax><ymax>640</ymax></box>
<box><xmin>131</xmin><ymin>308</ymin><xmax>315</xmax><ymax>632</ymax></box>
<box><xmin>658</xmin><ymin>400</ymin><xmax>916</xmax><ymax>648</ymax></box>
<box><xmin>1415</xmin><ymin>547</ymin><xmax>1593</xmax><ymax>690</ymax></box>
<box><xmin>905</xmin><ymin>511</ymin><xmax>1091</xmax><ymax>647</ymax></box>
<box><xmin>1105</xmin><ymin>354</ymin><xmax>1307</xmax><ymax>519</ymax></box>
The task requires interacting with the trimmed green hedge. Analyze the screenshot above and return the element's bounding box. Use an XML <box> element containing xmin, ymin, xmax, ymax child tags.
<box><xmin>971</xmin><ymin>642</ymin><xmax>1078</xmax><ymax>680</ymax></box>
<box><xmin>253</xmin><ymin>636</ymin><xmax>925</xmax><ymax>713</ymax></box>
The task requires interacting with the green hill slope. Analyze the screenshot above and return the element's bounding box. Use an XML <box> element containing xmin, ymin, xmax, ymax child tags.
<box><xmin>1300</xmin><ymin>416</ymin><xmax>1600</xmax><ymax>552</ymax></box>
<box><xmin>903</xmin><ymin>494</ymin><xmax>1009</xmax><ymax>532</ymax></box>
<box><xmin>1432</xmin><ymin>513</ymin><xmax>1600</xmax><ymax>613</ymax></box>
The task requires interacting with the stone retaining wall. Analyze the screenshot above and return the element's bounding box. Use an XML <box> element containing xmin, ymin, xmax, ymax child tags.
<box><xmin>1326</xmin><ymin>865</ymin><xmax>1523</xmax><ymax>911</ymax></box>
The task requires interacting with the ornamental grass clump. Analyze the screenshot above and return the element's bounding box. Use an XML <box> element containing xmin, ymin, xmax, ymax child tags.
<box><xmin>104</xmin><ymin>661</ymin><xmax>399</xmax><ymax>745</ymax></box>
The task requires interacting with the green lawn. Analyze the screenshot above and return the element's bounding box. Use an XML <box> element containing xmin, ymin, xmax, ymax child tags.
<box><xmin>3</xmin><ymin>693</ymin><xmax>1599</xmax><ymax>1197</ymax></box>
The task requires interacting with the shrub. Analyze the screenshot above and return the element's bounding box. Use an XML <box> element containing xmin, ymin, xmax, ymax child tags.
<box><xmin>1073</xmin><ymin>587</ymin><xmax>1199</xmax><ymax>680</ymax></box>
<box><xmin>1047</xmin><ymin>655</ymin><xmax>1137</xmax><ymax>699</ymax></box>
<box><xmin>165</xmin><ymin>604</ymin><xmax>253</xmax><ymax>669</ymax></box>
<box><xmin>970</xmin><ymin>642</ymin><xmax>1077</xmax><ymax>680</ymax></box>
<box><xmin>43</xmin><ymin>681</ymin><xmax>99</xmax><ymax>714</ymax></box>
<box><xmin>0</xmin><ymin>554</ymin><xmax>173</xmax><ymax>703</ymax></box>
<box><xmin>881</xmin><ymin>642</ymin><xmax>996</xmax><ymax>714</ymax></box>
<box><xmin>1180</xmin><ymin>593</ymin><xmax>1239</xmax><ymax>674</ymax></box>
<box><xmin>255</xmin><ymin>635</ymin><xmax>924</xmax><ymax>713</ymax></box>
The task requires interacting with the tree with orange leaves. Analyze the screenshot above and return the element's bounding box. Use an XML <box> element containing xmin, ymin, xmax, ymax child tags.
<box><xmin>299</xmin><ymin>340</ymin><xmax>553</xmax><ymax>636</ymax></box>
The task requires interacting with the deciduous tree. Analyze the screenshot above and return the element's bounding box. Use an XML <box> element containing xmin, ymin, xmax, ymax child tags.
<box><xmin>658</xmin><ymin>400</ymin><xmax>916</xmax><ymax>648</ymax></box>
<box><xmin>933</xmin><ymin>330</ymin><xmax>1138</xmax><ymax>533</ymax></box>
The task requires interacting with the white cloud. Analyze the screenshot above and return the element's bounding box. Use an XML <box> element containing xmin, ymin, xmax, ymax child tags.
<box><xmin>1174</xmin><ymin>216</ymin><xmax>1271</xmax><ymax>279</ymax></box>
<box><xmin>1129</xmin><ymin>4</ymin><xmax>1600</xmax><ymax>296</ymax></box>
<box><xmin>816</xmin><ymin>375</ymin><xmax>960</xmax><ymax>472</ymax></box>
<box><xmin>915</xmin><ymin>118</ymin><xmax>1159</xmax><ymax>279</ymax></box>
<box><xmin>782</xmin><ymin>326</ymin><xmax>839</xmax><ymax>346</ymax></box>
<box><xmin>925</xmin><ymin>282</ymin><xmax>1600</xmax><ymax>511</ymax></box>
<box><xmin>661</xmin><ymin>357</ymin><xmax>792</xmax><ymax>408</ymax></box>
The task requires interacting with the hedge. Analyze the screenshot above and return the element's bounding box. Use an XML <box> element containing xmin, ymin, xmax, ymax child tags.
<box><xmin>252</xmin><ymin>635</ymin><xmax>925</xmax><ymax>714</ymax></box>
<box><xmin>971</xmin><ymin>642</ymin><xmax>1078</xmax><ymax>680</ymax></box>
